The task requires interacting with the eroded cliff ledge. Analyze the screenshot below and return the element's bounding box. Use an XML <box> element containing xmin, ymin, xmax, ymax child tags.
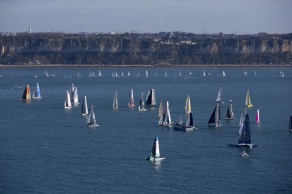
<box><xmin>0</xmin><ymin>32</ymin><xmax>291</xmax><ymax>66</ymax></box>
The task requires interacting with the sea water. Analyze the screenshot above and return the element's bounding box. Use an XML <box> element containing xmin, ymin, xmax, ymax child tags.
<box><xmin>0</xmin><ymin>67</ymin><xmax>291</xmax><ymax>193</ymax></box>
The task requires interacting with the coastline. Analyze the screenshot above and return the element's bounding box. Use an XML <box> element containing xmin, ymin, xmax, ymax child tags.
<box><xmin>0</xmin><ymin>64</ymin><xmax>292</xmax><ymax>69</ymax></box>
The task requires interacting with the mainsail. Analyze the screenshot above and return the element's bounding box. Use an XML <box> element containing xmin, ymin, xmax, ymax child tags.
<box><xmin>162</xmin><ymin>101</ymin><xmax>172</xmax><ymax>127</ymax></box>
<box><xmin>87</xmin><ymin>105</ymin><xmax>99</xmax><ymax>127</ymax></box>
<box><xmin>113</xmin><ymin>91</ymin><xmax>119</xmax><ymax>109</ymax></box>
<box><xmin>216</xmin><ymin>88</ymin><xmax>223</xmax><ymax>103</ymax></box>
<box><xmin>245</xmin><ymin>90</ymin><xmax>253</xmax><ymax>108</ymax></box>
<box><xmin>185</xmin><ymin>94</ymin><xmax>191</xmax><ymax>114</ymax></box>
<box><xmin>64</xmin><ymin>90</ymin><xmax>72</xmax><ymax>109</ymax></box>
<box><xmin>226</xmin><ymin>100</ymin><xmax>235</xmax><ymax>120</ymax></box>
<box><xmin>21</xmin><ymin>85</ymin><xmax>31</xmax><ymax>100</ymax></box>
<box><xmin>138</xmin><ymin>92</ymin><xmax>146</xmax><ymax>111</ymax></box>
<box><xmin>81</xmin><ymin>96</ymin><xmax>88</xmax><ymax>115</ymax></box>
<box><xmin>70</xmin><ymin>84</ymin><xmax>79</xmax><ymax>105</ymax></box>
<box><xmin>32</xmin><ymin>83</ymin><xmax>42</xmax><ymax>99</ymax></box>
<box><xmin>208</xmin><ymin>104</ymin><xmax>221</xmax><ymax>128</ymax></box>
<box><xmin>256</xmin><ymin>109</ymin><xmax>261</xmax><ymax>124</ymax></box>
<box><xmin>146</xmin><ymin>89</ymin><xmax>156</xmax><ymax>107</ymax></box>
<box><xmin>238</xmin><ymin>114</ymin><xmax>251</xmax><ymax>144</ymax></box>
<box><xmin>151</xmin><ymin>136</ymin><xmax>160</xmax><ymax>158</ymax></box>
<box><xmin>128</xmin><ymin>89</ymin><xmax>135</xmax><ymax>108</ymax></box>
<box><xmin>158</xmin><ymin>100</ymin><xmax>164</xmax><ymax>125</ymax></box>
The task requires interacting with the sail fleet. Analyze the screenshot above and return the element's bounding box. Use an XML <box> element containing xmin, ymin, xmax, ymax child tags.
<box><xmin>18</xmin><ymin>68</ymin><xmax>290</xmax><ymax>163</ymax></box>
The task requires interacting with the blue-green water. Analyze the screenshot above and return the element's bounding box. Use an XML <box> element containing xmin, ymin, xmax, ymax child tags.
<box><xmin>0</xmin><ymin>67</ymin><xmax>292</xmax><ymax>193</ymax></box>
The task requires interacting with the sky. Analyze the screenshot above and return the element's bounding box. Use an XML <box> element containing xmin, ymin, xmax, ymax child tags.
<box><xmin>0</xmin><ymin>0</ymin><xmax>291</xmax><ymax>34</ymax></box>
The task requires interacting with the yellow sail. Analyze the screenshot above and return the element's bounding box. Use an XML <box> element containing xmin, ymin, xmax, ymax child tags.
<box><xmin>245</xmin><ymin>90</ymin><xmax>253</xmax><ymax>108</ymax></box>
<box><xmin>185</xmin><ymin>95</ymin><xmax>191</xmax><ymax>113</ymax></box>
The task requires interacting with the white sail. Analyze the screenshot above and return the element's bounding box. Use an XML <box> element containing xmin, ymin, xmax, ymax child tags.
<box><xmin>113</xmin><ymin>91</ymin><xmax>119</xmax><ymax>109</ymax></box>
<box><xmin>163</xmin><ymin>101</ymin><xmax>172</xmax><ymax>127</ymax></box>
<box><xmin>32</xmin><ymin>83</ymin><xmax>42</xmax><ymax>99</ymax></box>
<box><xmin>216</xmin><ymin>88</ymin><xmax>222</xmax><ymax>103</ymax></box>
<box><xmin>203</xmin><ymin>71</ymin><xmax>206</xmax><ymax>77</ymax></box>
<box><xmin>64</xmin><ymin>90</ymin><xmax>72</xmax><ymax>109</ymax></box>
<box><xmin>87</xmin><ymin>105</ymin><xmax>99</xmax><ymax>127</ymax></box>
<box><xmin>145</xmin><ymin>70</ymin><xmax>149</xmax><ymax>77</ymax></box>
<box><xmin>222</xmin><ymin>70</ymin><xmax>226</xmax><ymax>77</ymax></box>
<box><xmin>98</xmin><ymin>70</ymin><xmax>102</xmax><ymax>77</ymax></box>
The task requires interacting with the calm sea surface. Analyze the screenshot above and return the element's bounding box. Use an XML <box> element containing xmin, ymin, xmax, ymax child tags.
<box><xmin>0</xmin><ymin>67</ymin><xmax>291</xmax><ymax>193</ymax></box>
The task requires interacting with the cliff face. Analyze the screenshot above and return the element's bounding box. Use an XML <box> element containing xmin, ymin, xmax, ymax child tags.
<box><xmin>0</xmin><ymin>33</ymin><xmax>291</xmax><ymax>65</ymax></box>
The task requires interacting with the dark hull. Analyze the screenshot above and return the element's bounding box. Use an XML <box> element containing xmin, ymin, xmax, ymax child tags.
<box><xmin>228</xmin><ymin>144</ymin><xmax>259</xmax><ymax>148</ymax></box>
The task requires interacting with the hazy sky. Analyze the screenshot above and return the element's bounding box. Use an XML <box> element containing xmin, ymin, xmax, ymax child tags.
<box><xmin>0</xmin><ymin>0</ymin><xmax>291</xmax><ymax>34</ymax></box>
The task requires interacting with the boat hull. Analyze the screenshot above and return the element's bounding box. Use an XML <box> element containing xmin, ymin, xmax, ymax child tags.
<box><xmin>145</xmin><ymin>157</ymin><xmax>165</xmax><ymax>162</ymax></box>
<box><xmin>174</xmin><ymin>125</ymin><xmax>195</xmax><ymax>131</ymax></box>
<box><xmin>228</xmin><ymin>144</ymin><xmax>259</xmax><ymax>148</ymax></box>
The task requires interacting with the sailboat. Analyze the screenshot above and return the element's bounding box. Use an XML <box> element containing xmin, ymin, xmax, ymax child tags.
<box><xmin>70</xmin><ymin>84</ymin><xmax>79</xmax><ymax>105</ymax></box>
<box><xmin>128</xmin><ymin>89</ymin><xmax>135</xmax><ymax>108</ymax></box>
<box><xmin>21</xmin><ymin>85</ymin><xmax>31</xmax><ymax>100</ymax></box>
<box><xmin>162</xmin><ymin>101</ymin><xmax>172</xmax><ymax>127</ymax></box>
<box><xmin>138</xmin><ymin>92</ymin><xmax>147</xmax><ymax>111</ymax></box>
<box><xmin>226</xmin><ymin>100</ymin><xmax>235</xmax><ymax>120</ymax></box>
<box><xmin>228</xmin><ymin>113</ymin><xmax>258</xmax><ymax>148</ymax></box>
<box><xmin>81</xmin><ymin>96</ymin><xmax>88</xmax><ymax>116</ymax></box>
<box><xmin>64</xmin><ymin>90</ymin><xmax>72</xmax><ymax>109</ymax></box>
<box><xmin>32</xmin><ymin>83</ymin><xmax>42</xmax><ymax>99</ymax></box>
<box><xmin>174</xmin><ymin>112</ymin><xmax>197</xmax><ymax>131</ymax></box>
<box><xmin>208</xmin><ymin>103</ymin><xmax>222</xmax><ymax>128</ymax></box>
<box><xmin>158</xmin><ymin>100</ymin><xmax>164</xmax><ymax>125</ymax></box>
<box><xmin>216</xmin><ymin>88</ymin><xmax>223</xmax><ymax>104</ymax></box>
<box><xmin>87</xmin><ymin>105</ymin><xmax>99</xmax><ymax>127</ymax></box>
<box><xmin>256</xmin><ymin>109</ymin><xmax>261</xmax><ymax>125</ymax></box>
<box><xmin>245</xmin><ymin>90</ymin><xmax>253</xmax><ymax>108</ymax></box>
<box><xmin>113</xmin><ymin>91</ymin><xmax>119</xmax><ymax>110</ymax></box>
<box><xmin>289</xmin><ymin>116</ymin><xmax>292</xmax><ymax>132</ymax></box>
<box><xmin>145</xmin><ymin>89</ymin><xmax>156</xmax><ymax>107</ymax></box>
<box><xmin>145</xmin><ymin>70</ymin><xmax>149</xmax><ymax>78</ymax></box>
<box><xmin>222</xmin><ymin>70</ymin><xmax>226</xmax><ymax>77</ymax></box>
<box><xmin>185</xmin><ymin>94</ymin><xmax>191</xmax><ymax>114</ymax></box>
<box><xmin>97</xmin><ymin>70</ymin><xmax>102</xmax><ymax>78</ymax></box>
<box><xmin>203</xmin><ymin>71</ymin><xmax>207</xmax><ymax>77</ymax></box>
<box><xmin>145</xmin><ymin>136</ymin><xmax>165</xmax><ymax>162</ymax></box>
